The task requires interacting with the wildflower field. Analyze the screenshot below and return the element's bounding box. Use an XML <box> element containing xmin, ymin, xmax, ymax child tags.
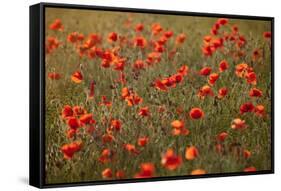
<box><xmin>45</xmin><ymin>7</ymin><xmax>272</xmax><ymax>184</ymax></box>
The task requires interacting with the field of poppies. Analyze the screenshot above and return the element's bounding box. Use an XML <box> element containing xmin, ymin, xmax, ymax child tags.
<box><xmin>45</xmin><ymin>8</ymin><xmax>272</xmax><ymax>184</ymax></box>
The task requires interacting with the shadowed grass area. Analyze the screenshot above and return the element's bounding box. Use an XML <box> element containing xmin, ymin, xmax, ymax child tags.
<box><xmin>45</xmin><ymin>7</ymin><xmax>272</xmax><ymax>184</ymax></box>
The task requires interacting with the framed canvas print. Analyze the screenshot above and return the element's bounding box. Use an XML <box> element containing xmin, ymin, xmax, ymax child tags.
<box><xmin>29</xmin><ymin>2</ymin><xmax>274</xmax><ymax>188</ymax></box>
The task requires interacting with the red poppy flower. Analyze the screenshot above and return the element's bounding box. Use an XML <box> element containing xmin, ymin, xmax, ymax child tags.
<box><xmin>134</xmin><ymin>36</ymin><xmax>147</xmax><ymax>48</ymax></box>
<box><xmin>218</xmin><ymin>87</ymin><xmax>228</xmax><ymax>99</ymax></box>
<box><xmin>135</xmin><ymin>23</ymin><xmax>144</xmax><ymax>32</ymax></box>
<box><xmin>164</xmin><ymin>30</ymin><xmax>174</xmax><ymax>38</ymax></box>
<box><xmin>79</xmin><ymin>113</ymin><xmax>93</xmax><ymax>125</ymax></box>
<box><xmin>49</xmin><ymin>19</ymin><xmax>64</xmax><ymax>31</ymax></box>
<box><xmin>240</xmin><ymin>102</ymin><xmax>255</xmax><ymax>114</ymax></box>
<box><xmin>249</xmin><ymin>88</ymin><xmax>262</xmax><ymax>97</ymax></box>
<box><xmin>48</xmin><ymin>72</ymin><xmax>61</xmax><ymax>80</ymax></box>
<box><xmin>72</xmin><ymin>106</ymin><xmax>86</xmax><ymax>116</ymax></box>
<box><xmin>110</xmin><ymin>119</ymin><xmax>122</xmax><ymax>131</ymax></box>
<box><xmin>107</xmin><ymin>32</ymin><xmax>118</xmax><ymax>43</ymax></box>
<box><xmin>189</xmin><ymin>108</ymin><xmax>204</xmax><ymax>119</ymax></box>
<box><xmin>116</xmin><ymin>170</ymin><xmax>125</xmax><ymax>179</ymax></box>
<box><xmin>176</xmin><ymin>33</ymin><xmax>186</xmax><ymax>44</ymax></box>
<box><xmin>219</xmin><ymin>60</ymin><xmax>229</xmax><ymax>72</ymax></box>
<box><xmin>102</xmin><ymin>168</ymin><xmax>113</xmax><ymax>179</ymax></box>
<box><xmin>199</xmin><ymin>67</ymin><xmax>212</xmax><ymax>76</ymax></box>
<box><xmin>255</xmin><ymin>105</ymin><xmax>265</xmax><ymax>117</ymax></box>
<box><xmin>208</xmin><ymin>73</ymin><xmax>219</xmax><ymax>85</ymax></box>
<box><xmin>177</xmin><ymin>65</ymin><xmax>189</xmax><ymax>76</ymax></box>
<box><xmin>161</xmin><ymin>149</ymin><xmax>182</xmax><ymax>170</ymax></box>
<box><xmin>133</xmin><ymin>60</ymin><xmax>145</xmax><ymax>70</ymax></box>
<box><xmin>138</xmin><ymin>107</ymin><xmax>150</xmax><ymax>117</ymax></box>
<box><xmin>263</xmin><ymin>31</ymin><xmax>271</xmax><ymax>39</ymax></box>
<box><xmin>61</xmin><ymin>141</ymin><xmax>82</xmax><ymax>159</ymax></box>
<box><xmin>151</xmin><ymin>23</ymin><xmax>163</xmax><ymax>35</ymax></box>
<box><xmin>99</xmin><ymin>149</ymin><xmax>114</xmax><ymax>164</ymax></box>
<box><xmin>244</xmin><ymin>166</ymin><xmax>256</xmax><ymax>172</ymax></box>
<box><xmin>67</xmin><ymin>117</ymin><xmax>80</xmax><ymax>130</ymax></box>
<box><xmin>243</xmin><ymin>149</ymin><xmax>251</xmax><ymax>159</ymax></box>
<box><xmin>171</xmin><ymin>120</ymin><xmax>184</xmax><ymax>129</ymax></box>
<box><xmin>198</xmin><ymin>85</ymin><xmax>214</xmax><ymax>99</ymax></box>
<box><xmin>123</xmin><ymin>144</ymin><xmax>140</xmax><ymax>155</ymax></box>
<box><xmin>246</xmin><ymin>72</ymin><xmax>257</xmax><ymax>85</ymax></box>
<box><xmin>217</xmin><ymin>132</ymin><xmax>228</xmax><ymax>142</ymax></box>
<box><xmin>102</xmin><ymin>134</ymin><xmax>114</xmax><ymax>144</ymax></box>
<box><xmin>231</xmin><ymin>118</ymin><xmax>247</xmax><ymax>130</ymax></box>
<box><xmin>185</xmin><ymin>146</ymin><xmax>199</xmax><ymax>160</ymax></box>
<box><xmin>217</xmin><ymin>18</ymin><xmax>228</xmax><ymax>25</ymax></box>
<box><xmin>137</xmin><ymin>136</ymin><xmax>149</xmax><ymax>147</ymax></box>
<box><xmin>61</xmin><ymin>105</ymin><xmax>73</xmax><ymax>119</ymax></box>
<box><xmin>135</xmin><ymin>163</ymin><xmax>155</xmax><ymax>178</ymax></box>
<box><xmin>71</xmin><ymin>71</ymin><xmax>83</xmax><ymax>83</ymax></box>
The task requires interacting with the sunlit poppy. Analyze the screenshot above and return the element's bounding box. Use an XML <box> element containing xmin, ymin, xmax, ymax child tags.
<box><xmin>171</xmin><ymin>120</ymin><xmax>184</xmax><ymax>129</ymax></box>
<box><xmin>185</xmin><ymin>146</ymin><xmax>199</xmax><ymax>160</ymax></box>
<box><xmin>231</xmin><ymin>118</ymin><xmax>247</xmax><ymax>130</ymax></box>
<box><xmin>71</xmin><ymin>71</ymin><xmax>83</xmax><ymax>83</ymax></box>
<box><xmin>161</xmin><ymin>149</ymin><xmax>182</xmax><ymax>170</ymax></box>
<box><xmin>135</xmin><ymin>163</ymin><xmax>155</xmax><ymax>178</ymax></box>
<box><xmin>191</xmin><ymin>169</ymin><xmax>206</xmax><ymax>175</ymax></box>
<box><xmin>151</xmin><ymin>23</ymin><xmax>163</xmax><ymax>35</ymax></box>
<box><xmin>177</xmin><ymin>65</ymin><xmax>189</xmax><ymax>76</ymax></box>
<box><xmin>134</xmin><ymin>36</ymin><xmax>147</xmax><ymax>48</ymax></box>
<box><xmin>255</xmin><ymin>105</ymin><xmax>265</xmax><ymax>117</ymax></box>
<box><xmin>198</xmin><ymin>85</ymin><xmax>214</xmax><ymax>99</ymax></box>
<box><xmin>176</xmin><ymin>33</ymin><xmax>186</xmax><ymax>44</ymax></box>
<box><xmin>189</xmin><ymin>108</ymin><xmax>204</xmax><ymax>119</ymax></box>
<box><xmin>102</xmin><ymin>168</ymin><xmax>113</xmax><ymax>179</ymax></box>
<box><xmin>61</xmin><ymin>141</ymin><xmax>82</xmax><ymax>159</ymax></box>
<box><xmin>235</xmin><ymin>63</ymin><xmax>249</xmax><ymax>78</ymax></box>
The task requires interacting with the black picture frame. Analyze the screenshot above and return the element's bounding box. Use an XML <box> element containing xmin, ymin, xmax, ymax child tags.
<box><xmin>30</xmin><ymin>2</ymin><xmax>274</xmax><ymax>188</ymax></box>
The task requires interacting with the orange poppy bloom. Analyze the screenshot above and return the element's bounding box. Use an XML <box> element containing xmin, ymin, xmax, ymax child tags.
<box><xmin>249</xmin><ymin>88</ymin><xmax>263</xmax><ymax>97</ymax></box>
<box><xmin>244</xmin><ymin>166</ymin><xmax>256</xmax><ymax>172</ymax></box>
<box><xmin>46</xmin><ymin>36</ymin><xmax>60</xmax><ymax>54</ymax></box>
<box><xmin>79</xmin><ymin>113</ymin><xmax>93</xmax><ymax>125</ymax></box>
<box><xmin>164</xmin><ymin>30</ymin><xmax>174</xmax><ymax>38</ymax></box>
<box><xmin>135</xmin><ymin>163</ymin><xmax>155</xmax><ymax>178</ymax></box>
<box><xmin>138</xmin><ymin>107</ymin><xmax>150</xmax><ymax>117</ymax></box>
<box><xmin>176</xmin><ymin>33</ymin><xmax>186</xmax><ymax>44</ymax></box>
<box><xmin>218</xmin><ymin>87</ymin><xmax>228</xmax><ymax>99</ymax></box>
<box><xmin>138</xmin><ymin>136</ymin><xmax>149</xmax><ymax>147</ymax></box>
<box><xmin>121</xmin><ymin>87</ymin><xmax>130</xmax><ymax>99</ymax></box>
<box><xmin>125</xmin><ymin>94</ymin><xmax>143</xmax><ymax>106</ymax></box>
<box><xmin>185</xmin><ymin>146</ymin><xmax>199</xmax><ymax>160</ymax></box>
<box><xmin>171</xmin><ymin>120</ymin><xmax>184</xmax><ymax>129</ymax></box>
<box><xmin>61</xmin><ymin>141</ymin><xmax>82</xmax><ymax>159</ymax></box>
<box><xmin>219</xmin><ymin>60</ymin><xmax>229</xmax><ymax>72</ymax></box>
<box><xmin>67</xmin><ymin>117</ymin><xmax>80</xmax><ymax>130</ymax></box>
<box><xmin>116</xmin><ymin>170</ymin><xmax>126</xmax><ymax>179</ymax></box>
<box><xmin>217</xmin><ymin>132</ymin><xmax>228</xmax><ymax>142</ymax></box>
<box><xmin>123</xmin><ymin>143</ymin><xmax>140</xmax><ymax>155</ymax></box>
<box><xmin>67</xmin><ymin>32</ymin><xmax>84</xmax><ymax>43</ymax></box>
<box><xmin>235</xmin><ymin>63</ymin><xmax>249</xmax><ymax>77</ymax></box>
<box><xmin>199</xmin><ymin>67</ymin><xmax>212</xmax><ymax>76</ymax></box>
<box><xmin>191</xmin><ymin>169</ymin><xmax>206</xmax><ymax>175</ymax></box>
<box><xmin>61</xmin><ymin>105</ymin><xmax>73</xmax><ymax>119</ymax></box>
<box><xmin>110</xmin><ymin>119</ymin><xmax>122</xmax><ymax>131</ymax></box>
<box><xmin>135</xmin><ymin>23</ymin><xmax>144</xmax><ymax>32</ymax></box>
<box><xmin>107</xmin><ymin>32</ymin><xmax>118</xmax><ymax>43</ymax></box>
<box><xmin>99</xmin><ymin>149</ymin><xmax>114</xmax><ymax>164</ymax></box>
<box><xmin>146</xmin><ymin>52</ymin><xmax>161</xmax><ymax>65</ymax></box>
<box><xmin>134</xmin><ymin>36</ymin><xmax>147</xmax><ymax>48</ymax></box>
<box><xmin>243</xmin><ymin>149</ymin><xmax>251</xmax><ymax>159</ymax></box>
<box><xmin>255</xmin><ymin>105</ymin><xmax>265</xmax><ymax>117</ymax></box>
<box><xmin>198</xmin><ymin>85</ymin><xmax>214</xmax><ymax>99</ymax></box>
<box><xmin>177</xmin><ymin>65</ymin><xmax>189</xmax><ymax>76</ymax></box>
<box><xmin>49</xmin><ymin>19</ymin><xmax>64</xmax><ymax>31</ymax></box>
<box><xmin>208</xmin><ymin>73</ymin><xmax>219</xmax><ymax>85</ymax></box>
<box><xmin>151</xmin><ymin>23</ymin><xmax>163</xmax><ymax>35</ymax></box>
<box><xmin>66</xmin><ymin>128</ymin><xmax>76</xmax><ymax>139</ymax></box>
<box><xmin>71</xmin><ymin>71</ymin><xmax>83</xmax><ymax>83</ymax></box>
<box><xmin>48</xmin><ymin>72</ymin><xmax>61</xmax><ymax>80</ymax></box>
<box><xmin>161</xmin><ymin>149</ymin><xmax>182</xmax><ymax>170</ymax></box>
<box><xmin>231</xmin><ymin>118</ymin><xmax>247</xmax><ymax>130</ymax></box>
<box><xmin>102</xmin><ymin>168</ymin><xmax>113</xmax><ymax>179</ymax></box>
<box><xmin>240</xmin><ymin>102</ymin><xmax>255</xmax><ymax>114</ymax></box>
<box><xmin>189</xmin><ymin>108</ymin><xmax>204</xmax><ymax>119</ymax></box>
<box><xmin>172</xmin><ymin>128</ymin><xmax>190</xmax><ymax>136</ymax></box>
